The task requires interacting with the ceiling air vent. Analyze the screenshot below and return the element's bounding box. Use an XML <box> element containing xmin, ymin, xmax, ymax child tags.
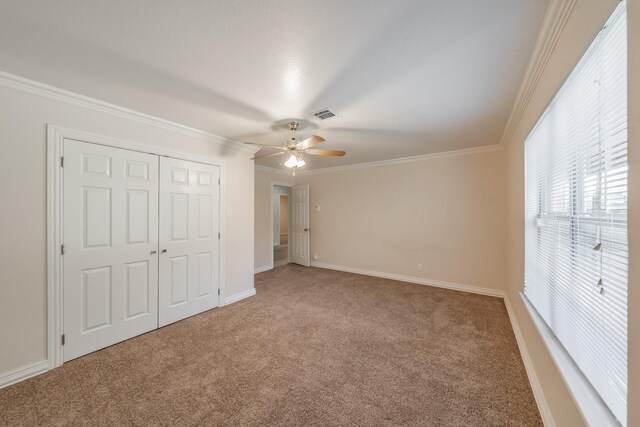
<box><xmin>310</xmin><ymin>108</ymin><xmax>340</xmax><ymax>120</ymax></box>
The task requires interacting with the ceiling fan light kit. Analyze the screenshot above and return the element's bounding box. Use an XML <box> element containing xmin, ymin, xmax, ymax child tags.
<box><xmin>284</xmin><ymin>153</ymin><xmax>306</xmax><ymax>168</ymax></box>
<box><xmin>245</xmin><ymin>121</ymin><xmax>346</xmax><ymax>174</ymax></box>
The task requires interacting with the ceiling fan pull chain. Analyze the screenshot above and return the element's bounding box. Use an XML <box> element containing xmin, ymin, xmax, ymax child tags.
<box><xmin>290</xmin><ymin>121</ymin><xmax>297</xmax><ymax>144</ymax></box>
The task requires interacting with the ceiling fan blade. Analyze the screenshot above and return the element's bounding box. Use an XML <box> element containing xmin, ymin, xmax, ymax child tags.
<box><xmin>244</xmin><ymin>142</ymin><xmax>287</xmax><ymax>150</ymax></box>
<box><xmin>251</xmin><ymin>152</ymin><xmax>287</xmax><ymax>161</ymax></box>
<box><xmin>307</xmin><ymin>148</ymin><xmax>346</xmax><ymax>157</ymax></box>
<box><xmin>295</xmin><ymin>135</ymin><xmax>325</xmax><ymax>150</ymax></box>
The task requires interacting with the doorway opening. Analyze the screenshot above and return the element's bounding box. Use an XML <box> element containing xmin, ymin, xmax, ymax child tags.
<box><xmin>273</xmin><ymin>185</ymin><xmax>290</xmax><ymax>267</ymax></box>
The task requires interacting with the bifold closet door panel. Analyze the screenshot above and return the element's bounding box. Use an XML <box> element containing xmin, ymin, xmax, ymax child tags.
<box><xmin>63</xmin><ymin>140</ymin><xmax>159</xmax><ymax>361</ymax></box>
<box><xmin>158</xmin><ymin>157</ymin><xmax>220</xmax><ymax>327</ymax></box>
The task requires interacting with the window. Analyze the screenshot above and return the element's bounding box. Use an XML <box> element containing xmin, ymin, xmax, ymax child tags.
<box><xmin>524</xmin><ymin>3</ymin><xmax>627</xmax><ymax>425</ymax></box>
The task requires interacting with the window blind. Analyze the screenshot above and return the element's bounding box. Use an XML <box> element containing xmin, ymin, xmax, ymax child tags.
<box><xmin>524</xmin><ymin>3</ymin><xmax>627</xmax><ymax>425</ymax></box>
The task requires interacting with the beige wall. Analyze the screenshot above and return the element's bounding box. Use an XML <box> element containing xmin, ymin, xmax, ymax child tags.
<box><xmin>293</xmin><ymin>149</ymin><xmax>507</xmax><ymax>292</ymax></box>
<box><xmin>279</xmin><ymin>195</ymin><xmax>288</xmax><ymax>237</ymax></box>
<box><xmin>503</xmin><ymin>0</ymin><xmax>634</xmax><ymax>425</ymax></box>
<box><xmin>254</xmin><ymin>168</ymin><xmax>293</xmax><ymax>271</ymax></box>
<box><xmin>0</xmin><ymin>83</ymin><xmax>255</xmax><ymax>377</ymax></box>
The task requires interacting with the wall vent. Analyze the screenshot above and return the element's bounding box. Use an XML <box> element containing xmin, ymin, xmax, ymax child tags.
<box><xmin>310</xmin><ymin>108</ymin><xmax>340</xmax><ymax>120</ymax></box>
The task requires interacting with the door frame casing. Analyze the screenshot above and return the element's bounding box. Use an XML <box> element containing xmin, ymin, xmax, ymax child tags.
<box><xmin>46</xmin><ymin>125</ymin><xmax>226</xmax><ymax>369</ymax></box>
<box><xmin>270</xmin><ymin>181</ymin><xmax>292</xmax><ymax>270</ymax></box>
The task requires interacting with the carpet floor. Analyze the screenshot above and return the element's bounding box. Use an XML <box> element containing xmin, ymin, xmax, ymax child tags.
<box><xmin>0</xmin><ymin>265</ymin><xmax>542</xmax><ymax>426</ymax></box>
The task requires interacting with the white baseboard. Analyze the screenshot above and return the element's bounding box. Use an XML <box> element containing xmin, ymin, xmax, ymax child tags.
<box><xmin>504</xmin><ymin>296</ymin><xmax>554</xmax><ymax>427</ymax></box>
<box><xmin>0</xmin><ymin>360</ymin><xmax>48</xmax><ymax>389</ymax></box>
<box><xmin>254</xmin><ymin>265</ymin><xmax>272</xmax><ymax>274</ymax></box>
<box><xmin>224</xmin><ymin>288</ymin><xmax>256</xmax><ymax>306</ymax></box>
<box><xmin>310</xmin><ymin>262</ymin><xmax>504</xmax><ymax>298</ymax></box>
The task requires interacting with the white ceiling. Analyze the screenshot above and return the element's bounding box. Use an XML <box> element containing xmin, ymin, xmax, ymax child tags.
<box><xmin>0</xmin><ymin>0</ymin><xmax>548</xmax><ymax>169</ymax></box>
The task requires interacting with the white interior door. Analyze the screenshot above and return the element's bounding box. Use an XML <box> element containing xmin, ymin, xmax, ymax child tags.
<box><xmin>290</xmin><ymin>184</ymin><xmax>310</xmax><ymax>267</ymax></box>
<box><xmin>158</xmin><ymin>157</ymin><xmax>220</xmax><ymax>327</ymax></box>
<box><xmin>63</xmin><ymin>140</ymin><xmax>159</xmax><ymax>361</ymax></box>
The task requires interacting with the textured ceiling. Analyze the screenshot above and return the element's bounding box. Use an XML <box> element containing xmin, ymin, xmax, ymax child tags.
<box><xmin>0</xmin><ymin>0</ymin><xmax>549</xmax><ymax>169</ymax></box>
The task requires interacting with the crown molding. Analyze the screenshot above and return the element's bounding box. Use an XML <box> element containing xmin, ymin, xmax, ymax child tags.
<box><xmin>293</xmin><ymin>144</ymin><xmax>502</xmax><ymax>176</ymax></box>
<box><xmin>499</xmin><ymin>0</ymin><xmax>577</xmax><ymax>147</ymax></box>
<box><xmin>0</xmin><ymin>70</ymin><xmax>258</xmax><ymax>154</ymax></box>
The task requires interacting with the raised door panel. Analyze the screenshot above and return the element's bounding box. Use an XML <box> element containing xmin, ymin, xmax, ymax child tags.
<box><xmin>82</xmin><ymin>266</ymin><xmax>112</xmax><ymax>332</ymax></box>
<box><xmin>172</xmin><ymin>167</ymin><xmax>189</xmax><ymax>185</ymax></box>
<box><xmin>126</xmin><ymin>190</ymin><xmax>149</xmax><ymax>245</ymax></box>
<box><xmin>63</xmin><ymin>139</ymin><xmax>159</xmax><ymax>361</ymax></box>
<box><xmin>82</xmin><ymin>153</ymin><xmax>111</xmax><ymax>176</ymax></box>
<box><xmin>83</xmin><ymin>187</ymin><xmax>112</xmax><ymax>249</ymax></box>
<box><xmin>170</xmin><ymin>256</ymin><xmax>189</xmax><ymax>306</ymax></box>
<box><xmin>170</xmin><ymin>193</ymin><xmax>189</xmax><ymax>242</ymax></box>
<box><xmin>196</xmin><ymin>252</ymin><xmax>213</xmax><ymax>298</ymax></box>
<box><xmin>159</xmin><ymin>157</ymin><xmax>220</xmax><ymax>327</ymax></box>
<box><xmin>125</xmin><ymin>261</ymin><xmax>150</xmax><ymax>319</ymax></box>
<box><xmin>126</xmin><ymin>160</ymin><xmax>149</xmax><ymax>181</ymax></box>
<box><xmin>197</xmin><ymin>195</ymin><xmax>212</xmax><ymax>239</ymax></box>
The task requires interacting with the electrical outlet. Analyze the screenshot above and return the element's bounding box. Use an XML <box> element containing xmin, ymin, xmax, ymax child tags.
<box><xmin>417</xmin><ymin>263</ymin><xmax>423</xmax><ymax>272</ymax></box>
<box><xmin>313</xmin><ymin>253</ymin><xmax>318</xmax><ymax>260</ymax></box>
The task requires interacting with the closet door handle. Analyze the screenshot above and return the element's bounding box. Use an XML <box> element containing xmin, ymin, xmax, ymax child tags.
<box><xmin>161</xmin><ymin>249</ymin><xmax>167</xmax><ymax>253</ymax></box>
<box><xmin>150</xmin><ymin>250</ymin><xmax>157</xmax><ymax>255</ymax></box>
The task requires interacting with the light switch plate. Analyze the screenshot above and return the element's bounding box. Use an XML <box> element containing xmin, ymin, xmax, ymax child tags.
<box><xmin>314</xmin><ymin>205</ymin><xmax>320</xmax><ymax>212</ymax></box>
<box><xmin>227</xmin><ymin>208</ymin><xmax>233</xmax><ymax>217</ymax></box>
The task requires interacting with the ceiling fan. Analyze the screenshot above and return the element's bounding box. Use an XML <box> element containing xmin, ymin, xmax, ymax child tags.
<box><xmin>244</xmin><ymin>121</ymin><xmax>345</xmax><ymax>173</ymax></box>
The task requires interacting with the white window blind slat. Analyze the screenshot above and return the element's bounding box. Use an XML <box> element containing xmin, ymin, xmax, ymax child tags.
<box><xmin>524</xmin><ymin>3</ymin><xmax>627</xmax><ymax>425</ymax></box>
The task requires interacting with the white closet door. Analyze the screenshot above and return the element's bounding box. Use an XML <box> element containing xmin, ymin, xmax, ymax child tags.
<box><xmin>63</xmin><ymin>140</ymin><xmax>159</xmax><ymax>361</ymax></box>
<box><xmin>159</xmin><ymin>157</ymin><xmax>220</xmax><ymax>327</ymax></box>
<box><xmin>290</xmin><ymin>184</ymin><xmax>310</xmax><ymax>267</ymax></box>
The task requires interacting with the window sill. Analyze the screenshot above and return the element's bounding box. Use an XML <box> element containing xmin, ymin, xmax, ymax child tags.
<box><xmin>520</xmin><ymin>292</ymin><xmax>622</xmax><ymax>426</ymax></box>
